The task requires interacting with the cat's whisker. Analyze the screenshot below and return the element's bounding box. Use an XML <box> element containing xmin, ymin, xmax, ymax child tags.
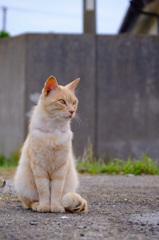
<box><xmin>76</xmin><ymin>112</ymin><xmax>85</xmax><ymax>122</ymax></box>
<box><xmin>49</xmin><ymin>112</ymin><xmax>60</xmax><ymax>120</ymax></box>
<box><xmin>76</xmin><ymin>113</ymin><xmax>83</xmax><ymax>124</ymax></box>
<box><xmin>51</xmin><ymin>114</ymin><xmax>59</xmax><ymax>119</ymax></box>
<box><xmin>74</xmin><ymin>114</ymin><xmax>83</xmax><ymax>127</ymax></box>
<box><xmin>76</xmin><ymin>112</ymin><xmax>87</xmax><ymax>121</ymax></box>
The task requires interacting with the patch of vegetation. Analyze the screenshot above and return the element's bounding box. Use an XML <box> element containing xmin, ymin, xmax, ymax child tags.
<box><xmin>1</xmin><ymin>147</ymin><xmax>159</xmax><ymax>175</ymax></box>
<box><xmin>0</xmin><ymin>152</ymin><xmax>19</xmax><ymax>170</ymax></box>
<box><xmin>0</xmin><ymin>31</ymin><xmax>10</xmax><ymax>38</ymax></box>
<box><xmin>77</xmin><ymin>145</ymin><xmax>159</xmax><ymax>175</ymax></box>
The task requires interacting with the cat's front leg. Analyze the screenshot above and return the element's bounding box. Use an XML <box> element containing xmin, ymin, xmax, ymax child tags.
<box><xmin>50</xmin><ymin>164</ymin><xmax>67</xmax><ymax>213</ymax></box>
<box><xmin>32</xmin><ymin>166</ymin><xmax>50</xmax><ymax>212</ymax></box>
<box><xmin>35</xmin><ymin>177</ymin><xmax>50</xmax><ymax>213</ymax></box>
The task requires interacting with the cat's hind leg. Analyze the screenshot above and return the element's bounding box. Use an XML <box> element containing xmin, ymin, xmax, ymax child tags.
<box><xmin>19</xmin><ymin>195</ymin><xmax>32</xmax><ymax>209</ymax></box>
<box><xmin>19</xmin><ymin>195</ymin><xmax>40</xmax><ymax>211</ymax></box>
<box><xmin>62</xmin><ymin>192</ymin><xmax>88</xmax><ymax>213</ymax></box>
<box><xmin>62</xmin><ymin>160</ymin><xmax>88</xmax><ymax>213</ymax></box>
<box><xmin>62</xmin><ymin>159</ymin><xmax>79</xmax><ymax>195</ymax></box>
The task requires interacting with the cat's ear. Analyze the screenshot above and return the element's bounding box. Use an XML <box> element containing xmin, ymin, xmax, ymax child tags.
<box><xmin>67</xmin><ymin>78</ymin><xmax>80</xmax><ymax>92</ymax></box>
<box><xmin>44</xmin><ymin>76</ymin><xmax>58</xmax><ymax>96</ymax></box>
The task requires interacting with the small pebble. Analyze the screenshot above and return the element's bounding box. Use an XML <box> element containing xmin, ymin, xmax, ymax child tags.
<box><xmin>77</xmin><ymin>225</ymin><xmax>87</xmax><ymax>229</ymax></box>
<box><xmin>126</xmin><ymin>174</ymin><xmax>134</xmax><ymax>177</ymax></box>
<box><xmin>61</xmin><ymin>216</ymin><xmax>68</xmax><ymax>219</ymax></box>
<box><xmin>30</xmin><ymin>221</ymin><xmax>38</xmax><ymax>225</ymax></box>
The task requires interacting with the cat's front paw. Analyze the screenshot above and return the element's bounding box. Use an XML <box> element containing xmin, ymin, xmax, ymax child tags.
<box><xmin>37</xmin><ymin>204</ymin><xmax>50</xmax><ymax>213</ymax></box>
<box><xmin>51</xmin><ymin>204</ymin><xmax>65</xmax><ymax>213</ymax></box>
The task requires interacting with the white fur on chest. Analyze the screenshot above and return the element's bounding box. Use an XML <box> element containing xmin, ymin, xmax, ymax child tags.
<box><xmin>32</xmin><ymin>127</ymin><xmax>73</xmax><ymax>146</ymax></box>
<box><xmin>31</xmin><ymin>112</ymin><xmax>73</xmax><ymax>147</ymax></box>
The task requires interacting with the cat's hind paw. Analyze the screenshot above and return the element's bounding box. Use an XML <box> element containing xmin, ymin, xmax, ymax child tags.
<box><xmin>62</xmin><ymin>192</ymin><xmax>88</xmax><ymax>213</ymax></box>
<box><xmin>51</xmin><ymin>204</ymin><xmax>65</xmax><ymax>213</ymax></box>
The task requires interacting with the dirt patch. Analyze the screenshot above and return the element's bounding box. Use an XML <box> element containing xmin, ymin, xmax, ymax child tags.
<box><xmin>0</xmin><ymin>169</ymin><xmax>15</xmax><ymax>179</ymax></box>
<box><xmin>1</xmin><ymin>174</ymin><xmax>159</xmax><ymax>240</ymax></box>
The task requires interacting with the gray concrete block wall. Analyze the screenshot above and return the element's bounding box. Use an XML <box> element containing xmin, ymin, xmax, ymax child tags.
<box><xmin>0</xmin><ymin>36</ymin><xmax>26</xmax><ymax>155</ymax></box>
<box><xmin>96</xmin><ymin>35</ymin><xmax>159</xmax><ymax>159</ymax></box>
<box><xmin>1</xmin><ymin>34</ymin><xmax>159</xmax><ymax>159</ymax></box>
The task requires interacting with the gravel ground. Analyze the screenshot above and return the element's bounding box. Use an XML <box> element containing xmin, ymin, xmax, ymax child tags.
<box><xmin>1</xmin><ymin>174</ymin><xmax>159</xmax><ymax>240</ymax></box>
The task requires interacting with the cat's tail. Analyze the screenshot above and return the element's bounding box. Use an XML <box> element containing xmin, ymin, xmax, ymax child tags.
<box><xmin>62</xmin><ymin>192</ymin><xmax>88</xmax><ymax>213</ymax></box>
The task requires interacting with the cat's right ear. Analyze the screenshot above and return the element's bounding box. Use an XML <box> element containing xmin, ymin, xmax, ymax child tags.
<box><xmin>43</xmin><ymin>76</ymin><xmax>58</xmax><ymax>96</ymax></box>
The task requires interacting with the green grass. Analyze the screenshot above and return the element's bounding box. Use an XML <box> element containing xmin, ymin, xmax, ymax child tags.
<box><xmin>0</xmin><ymin>152</ymin><xmax>19</xmax><ymax>170</ymax></box>
<box><xmin>77</xmin><ymin>156</ymin><xmax>159</xmax><ymax>175</ymax></box>
<box><xmin>76</xmin><ymin>145</ymin><xmax>159</xmax><ymax>175</ymax></box>
<box><xmin>1</xmin><ymin>147</ymin><xmax>159</xmax><ymax>175</ymax></box>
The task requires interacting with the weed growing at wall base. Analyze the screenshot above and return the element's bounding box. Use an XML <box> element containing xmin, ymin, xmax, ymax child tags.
<box><xmin>77</xmin><ymin>155</ymin><xmax>159</xmax><ymax>175</ymax></box>
<box><xmin>0</xmin><ymin>148</ymin><xmax>159</xmax><ymax>175</ymax></box>
<box><xmin>76</xmin><ymin>145</ymin><xmax>159</xmax><ymax>175</ymax></box>
<box><xmin>0</xmin><ymin>152</ymin><xmax>19</xmax><ymax>170</ymax></box>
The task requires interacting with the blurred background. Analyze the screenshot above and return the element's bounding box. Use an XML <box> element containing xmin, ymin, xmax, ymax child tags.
<box><xmin>1</xmin><ymin>0</ymin><xmax>159</xmax><ymax>161</ymax></box>
<box><xmin>0</xmin><ymin>0</ymin><xmax>129</xmax><ymax>36</ymax></box>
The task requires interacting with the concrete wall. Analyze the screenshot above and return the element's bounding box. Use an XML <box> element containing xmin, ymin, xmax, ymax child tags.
<box><xmin>97</xmin><ymin>35</ymin><xmax>159</xmax><ymax>159</ymax></box>
<box><xmin>1</xmin><ymin>34</ymin><xmax>159</xmax><ymax>159</ymax></box>
<box><xmin>0</xmin><ymin>36</ymin><xmax>26</xmax><ymax>155</ymax></box>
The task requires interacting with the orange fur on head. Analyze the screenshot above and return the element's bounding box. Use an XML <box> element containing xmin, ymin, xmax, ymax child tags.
<box><xmin>67</xmin><ymin>78</ymin><xmax>80</xmax><ymax>91</ymax></box>
<box><xmin>43</xmin><ymin>76</ymin><xmax>58</xmax><ymax>96</ymax></box>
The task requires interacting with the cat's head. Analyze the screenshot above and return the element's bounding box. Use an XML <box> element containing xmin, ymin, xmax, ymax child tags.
<box><xmin>40</xmin><ymin>76</ymin><xmax>80</xmax><ymax>121</ymax></box>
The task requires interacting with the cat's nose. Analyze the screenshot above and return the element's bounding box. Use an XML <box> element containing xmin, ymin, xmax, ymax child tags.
<box><xmin>69</xmin><ymin>110</ymin><xmax>75</xmax><ymax>115</ymax></box>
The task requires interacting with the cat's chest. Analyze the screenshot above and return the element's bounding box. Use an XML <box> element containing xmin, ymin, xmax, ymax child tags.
<box><xmin>31</xmin><ymin>127</ymin><xmax>73</xmax><ymax>148</ymax></box>
<box><xmin>30</xmin><ymin>129</ymin><xmax>72</xmax><ymax>171</ymax></box>
<box><xmin>51</xmin><ymin>128</ymin><xmax>73</xmax><ymax>145</ymax></box>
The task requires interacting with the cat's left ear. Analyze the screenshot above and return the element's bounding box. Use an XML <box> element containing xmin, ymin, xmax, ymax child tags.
<box><xmin>44</xmin><ymin>76</ymin><xmax>58</xmax><ymax>96</ymax></box>
<box><xmin>67</xmin><ymin>78</ymin><xmax>80</xmax><ymax>92</ymax></box>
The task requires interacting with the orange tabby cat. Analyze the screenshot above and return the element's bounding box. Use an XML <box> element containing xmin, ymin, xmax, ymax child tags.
<box><xmin>14</xmin><ymin>76</ymin><xmax>87</xmax><ymax>213</ymax></box>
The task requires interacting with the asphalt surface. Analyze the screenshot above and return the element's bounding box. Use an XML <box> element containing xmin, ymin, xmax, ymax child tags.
<box><xmin>1</xmin><ymin>174</ymin><xmax>159</xmax><ymax>240</ymax></box>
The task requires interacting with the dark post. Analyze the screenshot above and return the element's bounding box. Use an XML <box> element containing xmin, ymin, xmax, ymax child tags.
<box><xmin>2</xmin><ymin>6</ymin><xmax>7</xmax><ymax>31</ymax></box>
<box><xmin>83</xmin><ymin>0</ymin><xmax>96</xmax><ymax>34</ymax></box>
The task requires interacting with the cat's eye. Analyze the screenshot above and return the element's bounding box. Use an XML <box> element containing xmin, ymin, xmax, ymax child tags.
<box><xmin>72</xmin><ymin>100</ymin><xmax>77</xmax><ymax>105</ymax></box>
<box><xmin>59</xmin><ymin>99</ymin><xmax>66</xmax><ymax>105</ymax></box>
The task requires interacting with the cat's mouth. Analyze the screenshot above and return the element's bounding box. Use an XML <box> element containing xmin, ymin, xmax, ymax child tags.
<box><xmin>65</xmin><ymin>116</ymin><xmax>73</xmax><ymax>119</ymax></box>
<box><xmin>65</xmin><ymin>114</ymin><xmax>74</xmax><ymax>119</ymax></box>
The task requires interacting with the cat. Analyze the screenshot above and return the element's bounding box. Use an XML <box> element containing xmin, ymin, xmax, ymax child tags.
<box><xmin>14</xmin><ymin>76</ymin><xmax>88</xmax><ymax>213</ymax></box>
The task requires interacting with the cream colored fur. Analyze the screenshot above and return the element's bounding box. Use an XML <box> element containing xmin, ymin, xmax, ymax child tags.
<box><xmin>14</xmin><ymin>76</ymin><xmax>88</xmax><ymax>213</ymax></box>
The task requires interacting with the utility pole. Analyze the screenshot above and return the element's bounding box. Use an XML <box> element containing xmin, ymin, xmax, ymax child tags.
<box><xmin>83</xmin><ymin>0</ymin><xmax>96</xmax><ymax>34</ymax></box>
<box><xmin>2</xmin><ymin>6</ymin><xmax>7</xmax><ymax>31</ymax></box>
